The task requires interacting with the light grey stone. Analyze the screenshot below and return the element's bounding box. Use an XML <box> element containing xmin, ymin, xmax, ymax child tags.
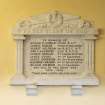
<box><xmin>10</xmin><ymin>11</ymin><xmax>99</xmax><ymax>95</ymax></box>
<box><xmin>71</xmin><ymin>85</ymin><xmax>84</xmax><ymax>96</ymax></box>
<box><xmin>26</xmin><ymin>85</ymin><xmax>38</xmax><ymax>96</ymax></box>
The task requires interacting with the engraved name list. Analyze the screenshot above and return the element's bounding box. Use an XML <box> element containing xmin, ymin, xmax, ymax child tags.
<box><xmin>24</xmin><ymin>36</ymin><xmax>84</xmax><ymax>76</ymax></box>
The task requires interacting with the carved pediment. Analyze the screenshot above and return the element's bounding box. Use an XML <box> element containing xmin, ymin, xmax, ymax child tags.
<box><xmin>12</xmin><ymin>11</ymin><xmax>98</xmax><ymax>35</ymax></box>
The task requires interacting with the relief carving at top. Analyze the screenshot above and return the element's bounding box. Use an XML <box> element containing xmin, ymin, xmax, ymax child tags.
<box><xmin>12</xmin><ymin>10</ymin><xmax>98</xmax><ymax>35</ymax></box>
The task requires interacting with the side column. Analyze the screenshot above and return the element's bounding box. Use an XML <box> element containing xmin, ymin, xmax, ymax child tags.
<box><xmin>10</xmin><ymin>35</ymin><xmax>26</xmax><ymax>85</ymax></box>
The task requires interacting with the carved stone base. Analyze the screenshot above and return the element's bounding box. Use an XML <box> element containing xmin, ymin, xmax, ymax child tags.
<box><xmin>71</xmin><ymin>85</ymin><xmax>84</xmax><ymax>95</ymax></box>
<box><xmin>26</xmin><ymin>84</ymin><xmax>37</xmax><ymax>96</ymax></box>
<box><xmin>10</xmin><ymin>74</ymin><xmax>99</xmax><ymax>95</ymax></box>
<box><xmin>29</xmin><ymin>74</ymin><xmax>99</xmax><ymax>86</ymax></box>
<box><xmin>10</xmin><ymin>74</ymin><xmax>26</xmax><ymax>85</ymax></box>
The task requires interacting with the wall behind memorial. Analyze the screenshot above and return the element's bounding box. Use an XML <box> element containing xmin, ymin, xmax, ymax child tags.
<box><xmin>0</xmin><ymin>0</ymin><xmax>105</xmax><ymax>104</ymax></box>
<box><xmin>0</xmin><ymin>0</ymin><xmax>104</xmax><ymax>77</ymax></box>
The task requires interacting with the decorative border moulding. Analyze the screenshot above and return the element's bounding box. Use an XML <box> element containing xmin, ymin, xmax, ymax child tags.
<box><xmin>11</xmin><ymin>10</ymin><xmax>99</xmax><ymax>96</ymax></box>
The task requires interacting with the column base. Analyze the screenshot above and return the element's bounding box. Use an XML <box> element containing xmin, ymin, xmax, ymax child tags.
<box><xmin>10</xmin><ymin>74</ymin><xmax>26</xmax><ymax>85</ymax></box>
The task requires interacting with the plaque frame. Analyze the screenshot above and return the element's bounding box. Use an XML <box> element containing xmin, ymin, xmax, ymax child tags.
<box><xmin>10</xmin><ymin>11</ymin><xmax>99</xmax><ymax>95</ymax></box>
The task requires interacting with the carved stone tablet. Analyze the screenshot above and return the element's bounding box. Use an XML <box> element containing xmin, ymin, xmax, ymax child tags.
<box><xmin>10</xmin><ymin>11</ymin><xmax>99</xmax><ymax>95</ymax></box>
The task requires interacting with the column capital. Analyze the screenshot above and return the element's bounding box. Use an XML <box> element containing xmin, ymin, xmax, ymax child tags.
<box><xmin>13</xmin><ymin>35</ymin><xmax>26</xmax><ymax>40</ymax></box>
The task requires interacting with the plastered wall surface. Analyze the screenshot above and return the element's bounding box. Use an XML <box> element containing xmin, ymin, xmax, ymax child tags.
<box><xmin>0</xmin><ymin>0</ymin><xmax>105</xmax><ymax>105</ymax></box>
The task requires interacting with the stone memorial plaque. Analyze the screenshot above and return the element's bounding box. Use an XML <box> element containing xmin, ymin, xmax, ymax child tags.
<box><xmin>24</xmin><ymin>36</ymin><xmax>85</xmax><ymax>78</ymax></box>
<box><xmin>11</xmin><ymin>11</ymin><xmax>99</xmax><ymax>95</ymax></box>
